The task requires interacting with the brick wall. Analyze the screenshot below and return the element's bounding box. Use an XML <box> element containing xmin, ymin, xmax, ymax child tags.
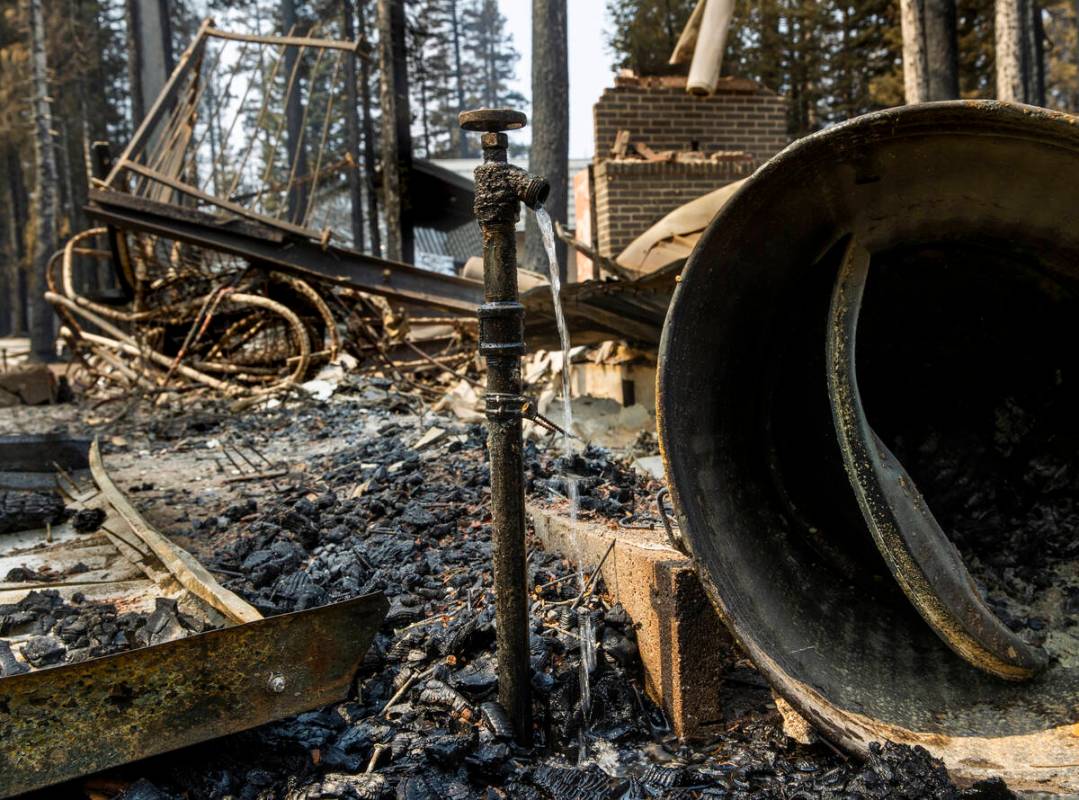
<box><xmin>589</xmin><ymin>77</ymin><xmax>788</xmax><ymax>262</ymax></box>
<box><xmin>593</xmin><ymin>77</ymin><xmax>788</xmax><ymax>159</ymax></box>
<box><xmin>594</xmin><ymin>159</ymin><xmax>756</xmax><ymax>261</ymax></box>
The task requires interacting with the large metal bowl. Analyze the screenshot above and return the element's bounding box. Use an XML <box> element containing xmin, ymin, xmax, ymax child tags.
<box><xmin>657</xmin><ymin>101</ymin><xmax>1079</xmax><ymax>793</ymax></box>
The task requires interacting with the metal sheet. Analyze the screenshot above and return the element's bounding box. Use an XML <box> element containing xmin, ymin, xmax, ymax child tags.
<box><xmin>0</xmin><ymin>592</ymin><xmax>388</xmax><ymax>797</ymax></box>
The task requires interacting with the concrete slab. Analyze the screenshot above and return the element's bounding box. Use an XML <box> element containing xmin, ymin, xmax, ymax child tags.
<box><xmin>528</xmin><ymin>500</ymin><xmax>732</xmax><ymax>740</ymax></box>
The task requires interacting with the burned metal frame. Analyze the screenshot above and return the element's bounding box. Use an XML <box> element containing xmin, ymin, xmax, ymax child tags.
<box><xmin>60</xmin><ymin>20</ymin><xmax>676</xmax><ymax>400</ymax></box>
<box><xmin>101</xmin><ymin>20</ymin><xmax>360</xmax><ymax>239</ymax></box>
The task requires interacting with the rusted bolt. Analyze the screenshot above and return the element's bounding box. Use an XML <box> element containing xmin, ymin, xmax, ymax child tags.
<box><xmin>268</xmin><ymin>673</ymin><xmax>287</xmax><ymax>694</ymax></box>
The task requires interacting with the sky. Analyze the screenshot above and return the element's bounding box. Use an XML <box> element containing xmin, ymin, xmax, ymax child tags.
<box><xmin>498</xmin><ymin>1</ymin><xmax>616</xmax><ymax>159</ymax></box>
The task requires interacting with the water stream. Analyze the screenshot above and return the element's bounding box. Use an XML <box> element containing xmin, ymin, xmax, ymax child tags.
<box><xmin>533</xmin><ymin>206</ymin><xmax>595</xmax><ymax>757</ymax></box>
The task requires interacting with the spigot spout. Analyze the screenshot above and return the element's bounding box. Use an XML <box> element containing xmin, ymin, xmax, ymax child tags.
<box><xmin>508</xmin><ymin>166</ymin><xmax>550</xmax><ymax>210</ymax></box>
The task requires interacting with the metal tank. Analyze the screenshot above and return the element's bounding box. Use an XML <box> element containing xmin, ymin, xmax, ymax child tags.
<box><xmin>657</xmin><ymin>101</ymin><xmax>1079</xmax><ymax>794</ymax></box>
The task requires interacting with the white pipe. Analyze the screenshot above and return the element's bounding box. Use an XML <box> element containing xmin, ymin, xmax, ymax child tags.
<box><xmin>687</xmin><ymin>0</ymin><xmax>735</xmax><ymax>96</ymax></box>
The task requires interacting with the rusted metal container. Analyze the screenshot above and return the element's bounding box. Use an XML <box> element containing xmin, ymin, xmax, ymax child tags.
<box><xmin>657</xmin><ymin>101</ymin><xmax>1079</xmax><ymax>794</ymax></box>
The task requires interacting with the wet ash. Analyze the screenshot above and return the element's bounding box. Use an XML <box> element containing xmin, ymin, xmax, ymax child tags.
<box><xmin>90</xmin><ymin>391</ymin><xmax>1020</xmax><ymax>800</ymax></box>
<box><xmin>531</xmin><ymin>444</ymin><xmax>661</xmax><ymax>525</ymax></box>
<box><xmin>0</xmin><ymin>591</ymin><xmax>212</xmax><ymax>674</ymax></box>
<box><xmin>896</xmin><ymin>391</ymin><xmax>1079</xmax><ymax>666</ymax></box>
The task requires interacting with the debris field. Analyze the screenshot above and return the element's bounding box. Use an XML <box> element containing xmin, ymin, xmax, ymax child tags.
<box><xmin>0</xmin><ymin>381</ymin><xmax>1025</xmax><ymax>800</ymax></box>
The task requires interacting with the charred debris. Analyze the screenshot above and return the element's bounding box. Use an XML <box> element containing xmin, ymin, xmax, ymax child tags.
<box><xmin>0</xmin><ymin>395</ymin><xmax>1020</xmax><ymax>800</ymax></box>
<box><xmin>1</xmin><ymin>19</ymin><xmax>1074</xmax><ymax>800</ymax></box>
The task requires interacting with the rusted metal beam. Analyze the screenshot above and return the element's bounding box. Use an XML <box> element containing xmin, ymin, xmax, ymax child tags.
<box><xmin>0</xmin><ymin>593</ymin><xmax>387</xmax><ymax>798</ymax></box>
<box><xmin>87</xmin><ymin>190</ymin><xmax>484</xmax><ymax>313</ymax></box>
<box><xmin>89</xmin><ymin>188</ymin><xmax>284</xmax><ymax>243</ymax></box>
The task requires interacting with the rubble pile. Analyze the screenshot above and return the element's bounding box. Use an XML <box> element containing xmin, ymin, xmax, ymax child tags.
<box><xmin>68</xmin><ymin>385</ymin><xmax>1017</xmax><ymax>800</ymax></box>
<box><xmin>537</xmin><ymin>445</ymin><xmax>658</xmax><ymax>522</ymax></box>
<box><xmin>897</xmin><ymin>382</ymin><xmax>1079</xmax><ymax>668</ymax></box>
<box><xmin>0</xmin><ymin>592</ymin><xmax>213</xmax><ymax>674</ymax></box>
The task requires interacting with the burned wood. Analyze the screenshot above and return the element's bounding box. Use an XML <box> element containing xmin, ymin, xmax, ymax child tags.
<box><xmin>88</xmin><ymin>440</ymin><xmax>261</xmax><ymax>624</ymax></box>
<box><xmin>0</xmin><ymin>491</ymin><xmax>66</xmax><ymax>535</ymax></box>
<box><xmin>554</xmin><ymin>220</ymin><xmax>636</xmax><ymax>282</ymax></box>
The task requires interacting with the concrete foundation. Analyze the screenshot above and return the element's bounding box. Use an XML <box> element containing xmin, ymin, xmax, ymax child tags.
<box><xmin>528</xmin><ymin>500</ymin><xmax>731</xmax><ymax>740</ymax></box>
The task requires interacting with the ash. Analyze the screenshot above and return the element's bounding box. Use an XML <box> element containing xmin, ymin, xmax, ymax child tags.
<box><xmin>896</xmin><ymin>392</ymin><xmax>1079</xmax><ymax>669</ymax></box>
<box><xmin>0</xmin><ymin>591</ymin><xmax>211</xmax><ymax>674</ymax></box>
<box><xmin>24</xmin><ymin>381</ymin><xmax>1019</xmax><ymax>799</ymax></box>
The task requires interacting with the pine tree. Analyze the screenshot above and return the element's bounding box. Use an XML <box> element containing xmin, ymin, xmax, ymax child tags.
<box><xmin>1</xmin><ymin>0</ymin><xmax>33</xmax><ymax>334</ymax></box>
<box><xmin>523</xmin><ymin>0</ymin><xmax>568</xmax><ymax>278</ymax></box>
<box><xmin>281</xmin><ymin>0</ymin><xmax>311</xmax><ymax>222</ymax></box>
<box><xmin>414</xmin><ymin>0</ymin><xmax>469</xmax><ymax>158</ymax></box>
<box><xmin>606</xmin><ymin>0</ymin><xmax>698</xmax><ymax>75</ymax></box>
<box><xmin>343</xmin><ymin>0</ymin><xmax>366</xmax><ymax>248</ymax></box>
<box><xmin>460</xmin><ymin>0</ymin><xmax>524</xmax><ymax>110</ymax></box>
<box><xmin>27</xmin><ymin>0</ymin><xmax>59</xmax><ymax>360</ymax></box>
<box><xmin>358</xmin><ymin>0</ymin><xmax>382</xmax><ymax>254</ymax></box>
<box><xmin>958</xmin><ymin>0</ymin><xmax>997</xmax><ymax>97</ymax></box>
<box><xmin>996</xmin><ymin>0</ymin><xmax>1026</xmax><ymax>99</ymax></box>
<box><xmin>407</xmin><ymin>0</ymin><xmax>454</xmax><ymax>157</ymax></box>
<box><xmin>1043</xmin><ymin>0</ymin><xmax>1078</xmax><ymax>111</ymax></box>
<box><xmin>378</xmin><ymin>0</ymin><xmax>413</xmax><ymax>262</ymax></box>
<box><xmin>447</xmin><ymin>0</ymin><xmax>468</xmax><ymax>156</ymax></box>
<box><xmin>607</xmin><ymin>0</ymin><xmax>905</xmax><ymax>135</ymax></box>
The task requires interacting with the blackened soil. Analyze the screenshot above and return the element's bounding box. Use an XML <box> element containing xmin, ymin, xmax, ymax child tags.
<box><xmin>9</xmin><ymin>383</ymin><xmax>1020</xmax><ymax>800</ymax></box>
<box><xmin>895</xmin><ymin>391</ymin><xmax>1079</xmax><ymax>668</ymax></box>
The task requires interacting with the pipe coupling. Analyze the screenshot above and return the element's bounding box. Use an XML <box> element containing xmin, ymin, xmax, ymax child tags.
<box><xmin>473</xmin><ymin>164</ymin><xmax>550</xmax><ymax>224</ymax></box>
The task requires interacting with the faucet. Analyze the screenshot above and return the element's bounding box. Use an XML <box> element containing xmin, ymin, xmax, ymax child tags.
<box><xmin>459</xmin><ymin>108</ymin><xmax>549</xmax><ymax>747</ymax></box>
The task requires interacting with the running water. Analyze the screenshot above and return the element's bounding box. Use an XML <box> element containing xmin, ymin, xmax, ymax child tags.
<box><xmin>533</xmin><ymin>205</ymin><xmax>595</xmax><ymax>757</ymax></box>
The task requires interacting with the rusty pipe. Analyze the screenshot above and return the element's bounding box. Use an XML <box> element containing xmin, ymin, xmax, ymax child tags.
<box><xmin>459</xmin><ymin>107</ymin><xmax>548</xmax><ymax>746</ymax></box>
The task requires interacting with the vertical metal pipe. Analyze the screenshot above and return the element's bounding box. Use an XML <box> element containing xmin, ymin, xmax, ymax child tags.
<box><xmin>459</xmin><ymin>108</ymin><xmax>548</xmax><ymax>746</ymax></box>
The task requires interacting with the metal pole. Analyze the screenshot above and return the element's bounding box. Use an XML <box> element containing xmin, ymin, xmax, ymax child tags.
<box><xmin>459</xmin><ymin>108</ymin><xmax>548</xmax><ymax>746</ymax></box>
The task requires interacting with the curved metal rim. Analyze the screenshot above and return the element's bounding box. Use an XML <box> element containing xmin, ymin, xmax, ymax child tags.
<box><xmin>825</xmin><ymin>235</ymin><xmax>1048</xmax><ymax>681</ymax></box>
